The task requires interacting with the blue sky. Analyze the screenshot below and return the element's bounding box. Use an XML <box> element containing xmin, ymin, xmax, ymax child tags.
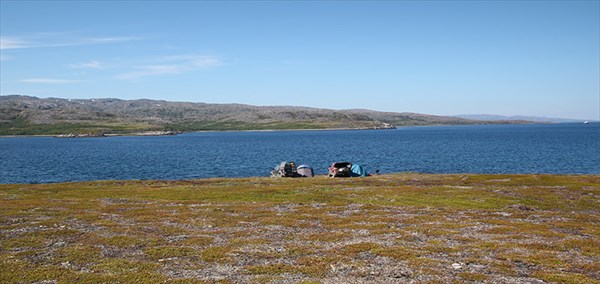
<box><xmin>1</xmin><ymin>1</ymin><xmax>598</xmax><ymax>120</ymax></box>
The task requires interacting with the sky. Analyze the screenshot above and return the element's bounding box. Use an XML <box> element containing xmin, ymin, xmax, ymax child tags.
<box><xmin>1</xmin><ymin>1</ymin><xmax>599</xmax><ymax>120</ymax></box>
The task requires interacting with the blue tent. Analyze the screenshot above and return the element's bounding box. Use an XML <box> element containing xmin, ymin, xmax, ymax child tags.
<box><xmin>350</xmin><ymin>164</ymin><xmax>368</xmax><ymax>177</ymax></box>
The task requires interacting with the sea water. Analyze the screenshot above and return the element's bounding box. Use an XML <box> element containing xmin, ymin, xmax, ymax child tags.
<box><xmin>1</xmin><ymin>123</ymin><xmax>598</xmax><ymax>184</ymax></box>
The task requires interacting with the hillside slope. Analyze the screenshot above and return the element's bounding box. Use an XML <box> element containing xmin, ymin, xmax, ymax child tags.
<box><xmin>1</xmin><ymin>95</ymin><xmax>528</xmax><ymax>135</ymax></box>
<box><xmin>455</xmin><ymin>114</ymin><xmax>589</xmax><ymax>123</ymax></box>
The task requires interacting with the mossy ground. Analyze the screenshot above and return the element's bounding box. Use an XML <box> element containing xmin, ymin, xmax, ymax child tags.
<box><xmin>1</xmin><ymin>174</ymin><xmax>599</xmax><ymax>283</ymax></box>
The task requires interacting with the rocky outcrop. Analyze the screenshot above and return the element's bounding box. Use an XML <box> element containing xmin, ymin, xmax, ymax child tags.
<box><xmin>54</xmin><ymin>130</ymin><xmax>181</xmax><ymax>138</ymax></box>
<box><xmin>54</xmin><ymin>132</ymin><xmax>106</xmax><ymax>138</ymax></box>
<box><xmin>370</xmin><ymin>122</ymin><xmax>396</xmax><ymax>130</ymax></box>
<box><xmin>128</xmin><ymin>130</ymin><xmax>181</xmax><ymax>136</ymax></box>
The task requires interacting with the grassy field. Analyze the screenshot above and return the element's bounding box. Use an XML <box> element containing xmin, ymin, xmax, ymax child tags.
<box><xmin>0</xmin><ymin>119</ymin><xmax>162</xmax><ymax>136</ymax></box>
<box><xmin>1</xmin><ymin>174</ymin><xmax>599</xmax><ymax>283</ymax></box>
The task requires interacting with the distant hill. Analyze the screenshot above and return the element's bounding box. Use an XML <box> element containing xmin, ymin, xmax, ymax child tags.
<box><xmin>455</xmin><ymin>114</ymin><xmax>590</xmax><ymax>123</ymax></box>
<box><xmin>1</xmin><ymin>95</ymin><xmax>531</xmax><ymax>135</ymax></box>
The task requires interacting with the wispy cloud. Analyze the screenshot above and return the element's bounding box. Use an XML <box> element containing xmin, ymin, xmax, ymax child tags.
<box><xmin>159</xmin><ymin>55</ymin><xmax>221</xmax><ymax>67</ymax></box>
<box><xmin>21</xmin><ymin>78</ymin><xmax>82</xmax><ymax>84</ymax></box>
<box><xmin>84</xmin><ymin>36</ymin><xmax>138</xmax><ymax>44</ymax></box>
<box><xmin>0</xmin><ymin>36</ymin><xmax>32</xmax><ymax>49</ymax></box>
<box><xmin>117</xmin><ymin>55</ymin><xmax>221</xmax><ymax>80</ymax></box>
<box><xmin>70</xmin><ymin>60</ymin><xmax>105</xmax><ymax>69</ymax></box>
<box><xmin>0</xmin><ymin>34</ymin><xmax>140</xmax><ymax>50</ymax></box>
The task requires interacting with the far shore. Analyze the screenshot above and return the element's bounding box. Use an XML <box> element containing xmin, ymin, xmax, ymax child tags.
<box><xmin>0</xmin><ymin>126</ymin><xmax>392</xmax><ymax>138</ymax></box>
<box><xmin>0</xmin><ymin>121</ymin><xmax>560</xmax><ymax>138</ymax></box>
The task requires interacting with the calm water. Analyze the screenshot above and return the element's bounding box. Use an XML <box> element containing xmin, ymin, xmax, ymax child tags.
<box><xmin>1</xmin><ymin>123</ymin><xmax>599</xmax><ymax>184</ymax></box>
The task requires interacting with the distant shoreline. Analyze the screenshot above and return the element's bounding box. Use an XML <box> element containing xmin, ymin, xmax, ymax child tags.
<box><xmin>1</xmin><ymin>172</ymin><xmax>598</xmax><ymax>185</ymax></box>
<box><xmin>2</xmin><ymin>95</ymin><xmax>550</xmax><ymax>137</ymax></box>
<box><xmin>0</xmin><ymin>122</ymin><xmax>569</xmax><ymax>138</ymax></box>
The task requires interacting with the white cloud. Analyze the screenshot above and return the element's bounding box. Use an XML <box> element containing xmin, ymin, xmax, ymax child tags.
<box><xmin>0</xmin><ymin>36</ymin><xmax>32</xmax><ymax>49</ymax></box>
<box><xmin>0</xmin><ymin>34</ymin><xmax>140</xmax><ymax>50</ymax></box>
<box><xmin>160</xmin><ymin>55</ymin><xmax>221</xmax><ymax>68</ymax></box>
<box><xmin>117</xmin><ymin>55</ymin><xmax>221</xmax><ymax>80</ymax></box>
<box><xmin>21</xmin><ymin>78</ymin><xmax>81</xmax><ymax>84</ymax></box>
<box><xmin>70</xmin><ymin>60</ymin><xmax>105</xmax><ymax>69</ymax></box>
<box><xmin>84</xmin><ymin>36</ymin><xmax>139</xmax><ymax>44</ymax></box>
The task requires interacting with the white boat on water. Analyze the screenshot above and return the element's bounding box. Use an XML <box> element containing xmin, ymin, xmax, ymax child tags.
<box><xmin>584</xmin><ymin>121</ymin><xmax>590</xmax><ymax>124</ymax></box>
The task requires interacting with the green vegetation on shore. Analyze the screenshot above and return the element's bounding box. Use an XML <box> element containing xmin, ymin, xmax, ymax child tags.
<box><xmin>1</xmin><ymin>174</ymin><xmax>599</xmax><ymax>283</ymax></box>
<box><xmin>0</xmin><ymin>118</ymin><xmax>159</xmax><ymax>136</ymax></box>
<box><xmin>0</xmin><ymin>119</ymin><xmax>359</xmax><ymax>136</ymax></box>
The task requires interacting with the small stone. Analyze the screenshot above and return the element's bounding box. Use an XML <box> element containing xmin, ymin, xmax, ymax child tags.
<box><xmin>61</xmin><ymin>261</ymin><xmax>72</xmax><ymax>268</ymax></box>
<box><xmin>469</xmin><ymin>264</ymin><xmax>485</xmax><ymax>269</ymax></box>
<box><xmin>452</xmin><ymin>262</ymin><xmax>464</xmax><ymax>270</ymax></box>
<box><xmin>389</xmin><ymin>271</ymin><xmax>410</xmax><ymax>278</ymax></box>
<box><xmin>52</xmin><ymin>241</ymin><xmax>67</xmax><ymax>247</ymax></box>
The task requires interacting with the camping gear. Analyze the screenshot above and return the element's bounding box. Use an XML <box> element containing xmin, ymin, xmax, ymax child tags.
<box><xmin>271</xmin><ymin>161</ymin><xmax>301</xmax><ymax>177</ymax></box>
<box><xmin>328</xmin><ymin>162</ymin><xmax>352</xmax><ymax>177</ymax></box>
<box><xmin>350</xmin><ymin>164</ymin><xmax>368</xmax><ymax>177</ymax></box>
<box><xmin>297</xmin><ymin>165</ymin><xmax>314</xmax><ymax>177</ymax></box>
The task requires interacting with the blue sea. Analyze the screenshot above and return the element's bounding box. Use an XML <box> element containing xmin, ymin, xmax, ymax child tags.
<box><xmin>1</xmin><ymin>123</ymin><xmax>599</xmax><ymax>184</ymax></box>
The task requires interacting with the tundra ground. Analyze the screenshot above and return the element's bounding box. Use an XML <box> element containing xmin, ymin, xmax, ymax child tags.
<box><xmin>1</xmin><ymin>174</ymin><xmax>599</xmax><ymax>283</ymax></box>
